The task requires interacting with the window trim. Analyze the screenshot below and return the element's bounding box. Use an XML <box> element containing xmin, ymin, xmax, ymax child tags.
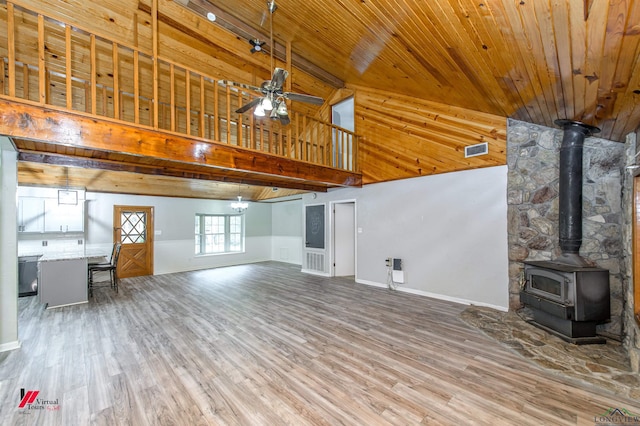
<box><xmin>195</xmin><ymin>213</ymin><xmax>245</xmax><ymax>255</ymax></box>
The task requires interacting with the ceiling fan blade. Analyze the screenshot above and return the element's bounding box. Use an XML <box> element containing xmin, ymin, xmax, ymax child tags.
<box><xmin>270</xmin><ymin>68</ymin><xmax>288</xmax><ymax>91</ymax></box>
<box><xmin>283</xmin><ymin>92</ymin><xmax>324</xmax><ymax>105</ymax></box>
<box><xmin>220</xmin><ymin>80</ymin><xmax>264</xmax><ymax>94</ymax></box>
<box><xmin>235</xmin><ymin>97</ymin><xmax>263</xmax><ymax>114</ymax></box>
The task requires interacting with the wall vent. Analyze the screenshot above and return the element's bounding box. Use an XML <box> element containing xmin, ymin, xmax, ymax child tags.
<box><xmin>464</xmin><ymin>142</ymin><xmax>489</xmax><ymax>158</ymax></box>
<box><xmin>306</xmin><ymin>252</ymin><xmax>325</xmax><ymax>273</ymax></box>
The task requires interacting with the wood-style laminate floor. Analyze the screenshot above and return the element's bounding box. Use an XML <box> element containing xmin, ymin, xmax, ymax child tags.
<box><xmin>1</xmin><ymin>261</ymin><xmax>638</xmax><ymax>425</ymax></box>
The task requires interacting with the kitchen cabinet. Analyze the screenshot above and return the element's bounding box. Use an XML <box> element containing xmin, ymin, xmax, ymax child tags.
<box><xmin>44</xmin><ymin>199</ymin><xmax>84</xmax><ymax>233</ymax></box>
<box><xmin>18</xmin><ymin>197</ymin><xmax>45</xmax><ymax>233</ymax></box>
<box><xmin>17</xmin><ymin>187</ymin><xmax>86</xmax><ymax>233</ymax></box>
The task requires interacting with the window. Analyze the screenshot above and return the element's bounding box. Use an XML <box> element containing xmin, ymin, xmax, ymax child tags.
<box><xmin>195</xmin><ymin>214</ymin><xmax>244</xmax><ymax>255</ymax></box>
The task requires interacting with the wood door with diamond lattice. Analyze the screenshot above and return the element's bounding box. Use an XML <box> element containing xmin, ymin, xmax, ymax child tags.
<box><xmin>114</xmin><ymin>206</ymin><xmax>154</xmax><ymax>279</ymax></box>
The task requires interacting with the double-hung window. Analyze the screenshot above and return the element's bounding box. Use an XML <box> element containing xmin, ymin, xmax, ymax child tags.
<box><xmin>195</xmin><ymin>214</ymin><xmax>244</xmax><ymax>255</ymax></box>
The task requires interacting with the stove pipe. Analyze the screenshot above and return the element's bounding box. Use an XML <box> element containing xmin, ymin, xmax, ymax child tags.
<box><xmin>554</xmin><ymin>119</ymin><xmax>600</xmax><ymax>266</ymax></box>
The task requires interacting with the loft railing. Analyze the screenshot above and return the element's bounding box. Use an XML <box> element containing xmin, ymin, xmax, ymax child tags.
<box><xmin>0</xmin><ymin>2</ymin><xmax>358</xmax><ymax>172</ymax></box>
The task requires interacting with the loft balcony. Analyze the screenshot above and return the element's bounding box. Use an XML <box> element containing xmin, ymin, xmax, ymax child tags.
<box><xmin>0</xmin><ymin>2</ymin><xmax>361</xmax><ymax>194</ymax></box>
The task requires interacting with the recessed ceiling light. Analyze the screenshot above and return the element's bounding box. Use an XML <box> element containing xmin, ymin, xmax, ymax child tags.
<box><xmin>206</xmin><ymin>12</ymin><xmax>216</xmax><ymax>22</ymax></box>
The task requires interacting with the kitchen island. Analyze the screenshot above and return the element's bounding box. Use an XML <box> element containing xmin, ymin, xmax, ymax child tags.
<box><xmin>38</xmin><ymin>251</ymin><xmax>106</xmax><ymax>308</ymax></box>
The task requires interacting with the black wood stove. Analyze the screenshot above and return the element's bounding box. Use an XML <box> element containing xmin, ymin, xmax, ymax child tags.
<box><xmin>519</xmin><ymin>120</ymin><xmax>611</xmax><ymax>344</ymax></box>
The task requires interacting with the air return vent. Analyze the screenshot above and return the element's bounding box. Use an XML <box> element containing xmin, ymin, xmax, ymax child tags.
<box><xmin>306</xmin><ymin>252</ymin><xmax>325</xmax><ymax>273</ymax></box>
<box><xmin>464</xmin><ymin>142</ymin><xmax>489</xmax><ymax>158</ymax></box>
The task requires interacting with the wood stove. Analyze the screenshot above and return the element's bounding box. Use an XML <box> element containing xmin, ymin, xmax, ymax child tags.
<box><xmin>519</xmin><ymin>120</ymin><xmax>611</xmax><ymax>344</ymax></box>
<box><xmin>521</xmin><ymin>260</ymin><xmax>610</xmax><ymax>344</ymax></box>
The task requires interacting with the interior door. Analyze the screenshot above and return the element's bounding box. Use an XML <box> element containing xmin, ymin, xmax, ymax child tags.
<box><xmin>114</xmin><ymin>205</ymin><xmax>154</xmax><ymax>278</ymax></box>
<box><xmin>333</xmin><ymin>202</ymin><xmax>355</xmax><ymax>276</ymax></box>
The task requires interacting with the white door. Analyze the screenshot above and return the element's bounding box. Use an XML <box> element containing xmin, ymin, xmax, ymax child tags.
<box><xmin>333</xmin><ymin>202</ymin><xmax>355</xmax><ymax>276</ymax></box>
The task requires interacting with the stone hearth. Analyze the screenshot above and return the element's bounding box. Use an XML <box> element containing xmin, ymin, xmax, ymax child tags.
<box><xmin>460</xmin><ymin>306</ymin><xmax>640</xmax><ymax>401</ymax></box>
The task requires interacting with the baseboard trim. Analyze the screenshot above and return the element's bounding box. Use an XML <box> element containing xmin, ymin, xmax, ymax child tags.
<box><xmin>301</xmin><ymin>269</ymin><xmax>331</xmax><ymax>277</ymax></box>
<box><xmin>355</xmin><ymin>278</ymin><xmax>508</xmax><ymax>312</ymax></box>
<box><xmin>0</xmin><ymin>340</ymin><xmax>21</xmax><ymax>353</ymax></box>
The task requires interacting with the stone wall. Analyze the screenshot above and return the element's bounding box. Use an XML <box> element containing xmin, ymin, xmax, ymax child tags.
<box><xmin>507</xmin><ymin>119</ymin><xmax>625</xmax><ymax>338</ymax></box>
<box><xmin>622</xmin><ymin>131</ymin><xmax>640</xmax><ymax>371</ymax></box>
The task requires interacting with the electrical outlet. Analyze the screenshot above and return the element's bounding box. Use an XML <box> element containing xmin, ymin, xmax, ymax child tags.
<box><xmin>42</xmin><ymin>241</ymin><xmax>48</xmax><ymax>246</ymax></box>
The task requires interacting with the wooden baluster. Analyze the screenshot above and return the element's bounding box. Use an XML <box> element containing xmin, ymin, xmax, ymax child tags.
<box><xmin>344</xmin><ymin>132</ymin><xmax>351</xmax><ymax>170</ymax></box>
<box><xmin>342</xmin><ymin>132</ymin><xmax>348</xmax><ymax>171</ymax></box>
<box><xmin>269</xmin><ymin>122</ymin><xmax>274</xmax><ymax>154</ymax></box>
<box><xmin>326</xmin><ymin>125</ymin><xmax>330</xmax><ymax>167</ymax></box>
<box><xmin>170</xmin><ymin>64</ymin><xmax>175</xmax><ymax>132</ymax></box>
<box><xmin>259</xmin><ymin>121</ymin><xmax>264</xmax><ymax>151</ymax></box>
<box><xmin>249</xmin><ymin>110</ymin><xmax>255</xmax><ymax>149</ymax></box>
<box><xmin>152</xmin><ymin>0</ymin><xmax>158</xmax><ymax>129</ymax></box>
<box><xmin>332</xmin><ymin>126</ymin><xmax>337</xmax><ymax>167</ymax></box>
<box><xmin>103</xmin><ymin>87</ymin><xmax>108</xmax><ymax>116</ymax></box>
<box><xmin>0</xmin><ymin>58</ymin><xmax>5</xmax><ymax>95</ymax></box>
<box><xmin>302</xmin><ymin>116</ymin><xmax>307</xmax><ymax>161</ymax></box>
<box><xmin>133</xmin><ymin>50</ymin><xmax>139</xmax><ymax>124</ymax></box>
<box><xmin>353</xmin><ymin>134</ymin><xmax>359</xmax><ymax>172</ymax></box>
<box><xmin>287</xmin><ymin>120</ymin><xmax>292</xmax><ymax>158</ymax></box>
<box><xmin>90</xmin><ymin>34</ymin><xmax>96</xmax><ymax>115</ymax></box>
<box><xmin>7</xmin><ymin>2</ymin><xmax>15</xmax><ymax>98</ymax></box>
<box><xmin>66</xmin><ymin>25</ymin><xmax>72</xmax><ymax>109</ymax></box>
<box><xmin>185</xmin><ymin>70</ymin><xmax>191</xmax><ymax>136</ymax></box>
<box><xmin>45</xmin><ymin>68</ymin><xmax>50</xmax><ymax>105</ymax></box>
<box><xmin>199</xmin><ymin>76</ymin><xmax>205</xmax><ymax>138</ymax></box>
<box><xmin>318</xmin><ymin>123</ymin><xmax>327</xmax><ymax>165</ymax></box>
<box><xmin>314</xmin><ymin>121</ymin><xmax>319</xmax><ymax>163</ymax></box>
<box><xmin>213</xmin><ymin>82</ymin><xmax>219</xmax><ymax>141</ymax></box>
<box><xmin>23</xmin><ymin>64</ymin><xmax>29</xmax><ymax>101</ymax></box>
<box><xmin>225</xmin><ymin>85</ymin><xmax>231</xmax><ymax>144</ymax></box>
<box><xmin>84</xmin><ymin>82</ymin><xmax>90</xmax><ymax>113</ymax></box>
<box><xmin>293</xmin><ymin>113</ymin><xmax>299</xmax><ymax>160</ymax></box>
<box><xmin>112</xmin><ymin>43</ymin><xmax>119</xmax><ymax>120</ymax></box>
<box><xmin>37</xmin><ymin>14</ymin><xmax>45</xmax><ymax>104</ymax></box>
<box><xmin>237</xmin><ymin>92</ymin><xmax>243</xmax><ymax>147</ymax></box>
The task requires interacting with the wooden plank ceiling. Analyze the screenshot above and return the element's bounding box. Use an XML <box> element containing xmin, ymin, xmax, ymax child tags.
<box><xmin>185</xmin><ymin>0</ymin><xmax>640</xmax><ymax>142</ymax></box>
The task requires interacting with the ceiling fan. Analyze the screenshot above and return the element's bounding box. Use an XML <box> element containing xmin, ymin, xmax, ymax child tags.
<box><xmin>222</xmin><ymin>68</ymin><xmax>323</xmax><ymax>125</ymax></box>
<box><xmin>219</xmin><ymin>0</ymin><xmax>324</xmax><ymax>125</ymax></box>
<box><xmin>249</xmin><ymin>38</ymin><xmax>266</xmax><ymax>54</ymax></box>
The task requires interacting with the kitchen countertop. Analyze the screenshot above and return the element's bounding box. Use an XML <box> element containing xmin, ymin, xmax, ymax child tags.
<box><xmin>39</xmin><ymin>250</ymin><xmax>108</xmax><ymax>262</ymax></box>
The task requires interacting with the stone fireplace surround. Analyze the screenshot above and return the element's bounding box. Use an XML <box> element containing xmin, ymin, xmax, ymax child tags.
<box><xmin>506</xmin><ymin>119</ymin><xmax>640</xmax><ymax>371</ymax></box>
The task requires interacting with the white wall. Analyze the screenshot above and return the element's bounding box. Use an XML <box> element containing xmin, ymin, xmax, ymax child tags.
<box><xmin>271</xmin><ymin>199</ymin><xmax>303</xmax><ymax>264</ymax></box>
<box><xmin>85</xmin><ymin>192</ymin><xmax>281</xmax><ymax>274</ymax></box>
<box><xmin>0</xmin><ymin>137</ymin><xmax>20</xmax><ymax>352</ymax></box>
<box><xmin>304</xmin><ymin>166</ymin><xmax>510</xmax><ymax>310</ymax></box>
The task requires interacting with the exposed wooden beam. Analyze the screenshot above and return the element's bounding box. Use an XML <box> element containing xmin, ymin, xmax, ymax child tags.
<box><xmin>16</xmin><ymin>151</ymin><xmax>330</xmax><ymax>193</ymax></box>
<box><xmin>158</xmin><ymin>0</ymin><xmax>344</xmax><ymax>88</ymax></box>
<box><xmin>0</xmin><ymin>99</ymin><xmax>361</xmax><ymax>188</ymax></box>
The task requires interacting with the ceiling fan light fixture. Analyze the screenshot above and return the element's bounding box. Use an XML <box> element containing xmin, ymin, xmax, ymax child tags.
<box><xmin>254</xmin><ymin>103</ymin><xmax>266</xmax><ymax>117</ymax></box>
<box><xmin>276</xmin><ymin>101</ymin><xmax>288</xmax><ymax>116</ymax></box>
<box><xmin>269</xmin><ymin>107</ymin><xmax>279</xmax><ymax>120</ymax></box>
<box><xmin>261</xmin><ymin>97</ymin><xmax>273</xmax><ymax>111</ymax></box>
